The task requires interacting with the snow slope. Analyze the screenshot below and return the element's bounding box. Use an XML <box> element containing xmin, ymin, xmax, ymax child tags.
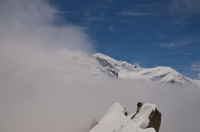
<box><xmin>90</xmin><ymin>103</ymin><xmax>157</xmax><ymax>132</ymax></box>
<box><xmin>93</xmin><ymin>53</ymin><xmax>200</xmax><ymax>88</ymax></box>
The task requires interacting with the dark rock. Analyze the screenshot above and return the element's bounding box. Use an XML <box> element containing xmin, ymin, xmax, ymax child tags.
<box><xmin>124</xmin><ymin>111</ymin><xmax>128</xmax><ymax>116</ymax></box>
<box><xmin>168</xmin><ymin>79</ymin><xmax>175</xmax><ymax>84</ymax></box>
<box><xmin>131</xmin><ymin>103</ymin><xmax>161</xmax><ymax>132</ymax></box>
<box><xmin>95</xmin><ymin>57</ymin><xmax>118</xmax><ymax>78</ymax></box>
<box><xmin>147</xmin><ymin>109</ymin><xmax>162</xmax><ymax>132</ymax></box>
<box><xmin>130</xmin><ymin>113</ymin><xmax>137</xmax><ymax>119</ymax></box>
<box><xmin>124</xmin><ymin>107</ymin><xmax>128</xmax><ymax>116</ymax></box>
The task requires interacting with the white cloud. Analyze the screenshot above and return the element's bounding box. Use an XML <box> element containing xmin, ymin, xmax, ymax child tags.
<box><xmin>169</xmin><ymin>0</ymin><xmax>200</xmax><ymax>15</ymax></box>
<box><xmin>109</xmin><ymin>25</ymin><xmax>114</xmax><ymax>31</ymax></box>
<box><xmin>0</xmin><ymin>0</ymin><xmax>96</xmax><ymax>85</ymax></box>
<box><xmin>157</xmin><ymin>42</ymin><xmax>176</xmax><ymax>47</ymax></box>
<box><xmin>89</xmin><ymin>16</ymin><xmax>112</xmax><ymax>21</ymax></box>
<box><xmin>108</xmin><ymin>25</ymin><xmax>119</xmax><ymax>32</ymax></box>
<box><xmin>190</xmin><ymin>62</ymin><xmax>200</xmax><ymax>71</ymax></box>
<box><xmin>117</xmin><ymin>11</ymin><xmax>155</xmax><ymax>16</ymax></box>
<box><xmin>0</xmin><ymin>1</ymin><xmax>95</xmax><ymax>132</ymax></box>
<box><xmin>190</xmin><ymin>62</ymin><xmax>200</xmax><ymax>79</ymax></box>
<box><xmin>0</xmin><ymin>0</ymin><xmax>94</xmax><ymax>53</ymax></box>
<box><xmin>54</xmin><ymin>11</ymin><xmax>72</xmax><ymax>14</ymax></box>
<box><xmin>156</xmin><ymin>38</ymin><xmax>200</xmax><ymax>48</ymax></box>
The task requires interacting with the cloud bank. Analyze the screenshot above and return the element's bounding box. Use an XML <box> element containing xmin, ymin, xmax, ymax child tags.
<box><xmin>190</xmin><ymin>62</ymin><xmax>200</xmax><ymax>78</ymax></box>
<box><xmin>0</xmin><ymin>0</ymin><xmax>94</xmax><ymax>53</ymax></box>
<box><xmin>0</xmin><ymin>0</ymin><xmax>95</xmax><ymax>84</ymax></box>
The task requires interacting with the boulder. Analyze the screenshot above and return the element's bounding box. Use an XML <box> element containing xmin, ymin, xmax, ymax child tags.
<box><xmin>147</xmin><ymin>109</ymin><xmax>161</xmax><ymax>132</ymax></box>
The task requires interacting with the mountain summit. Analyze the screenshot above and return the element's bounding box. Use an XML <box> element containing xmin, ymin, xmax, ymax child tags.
<box><xmin>93</xmin><ymin>53</ymin><xmax>200</xmax><ymax>88</ymax></box>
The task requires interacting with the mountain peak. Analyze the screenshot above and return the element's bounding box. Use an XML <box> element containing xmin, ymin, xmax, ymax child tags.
<box><xmin>93</xmin><ymin>53</ymin><xmax>200</xmax><ymax>88</ymax></box>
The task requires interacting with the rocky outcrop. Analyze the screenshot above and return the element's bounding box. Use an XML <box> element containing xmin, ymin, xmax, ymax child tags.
<box><xmin>131</xmin><ymin>103</ymin><xmax>161</xmax><ymax>132</ymax></box>
<box><xmin>90</xmin><ymin>103</ymin><xmax>161</xmax><ymax>132</ymax></box>
<box><xmin>124</xmin><ymin>107</ymin><xmax>128</xmax><ymax>116</ymax></box>
<box><xmin>147</xmin><ymin>109</ymin><xmax>162</xmax><ymax>132</ymax></box>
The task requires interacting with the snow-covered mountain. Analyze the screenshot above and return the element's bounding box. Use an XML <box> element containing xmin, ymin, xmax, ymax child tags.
<box><xmin>3</xmin><ymin>48</ymin><xmax>198</xmax><ymax>88</ymax></box>
<box><xmin>93</xmin><ymin>53</ymin><xmax>200</xmax><ymax>88</ymax></box>
<box><xmin>6</xmin><ymin>48</ymin><xmax>197</xmax><ymax>88</ymax></box>
<box><xmin>90</xmin><ymin>103</ymin><xmax>160</xmax><ymax>132</ymax></box>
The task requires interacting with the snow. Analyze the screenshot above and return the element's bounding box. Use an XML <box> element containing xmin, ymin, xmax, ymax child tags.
<box><xmin>93</xmin><ymin>53</ymin><xmax>200</xmax><ymax>88</ymax></box>
<box><xmin>192</xmin><ymin>79</ymin><xmax>200</xmax><ymax>87</ymax></box>
<box><xmin>98</xmin><ymin>103</ymin><xmax>127</xmax><ymax>123</ymax></box>
<box><xmin>94</xmin><ymin>53</ymin><xmax>141</xmax><ymax>72</ymax></box>
<box><xmin>90</xmin><ymin>103</ymin><xmax>156</xmax><ymax>132</ymax></box>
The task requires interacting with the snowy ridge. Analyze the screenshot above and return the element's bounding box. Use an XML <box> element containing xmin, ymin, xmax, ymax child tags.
<box><xmin>93</xmin><ymin>53</ymin><xmax>200</xmax><ymax>88</ymax></box>
<box><xmin>90</xmin><ymin>103</ymin><xmax>156</xmax><ymax>132</ymax></box>
<box><xmin>94</xmin><ymin>53</ymin><xmax>140</xmax><ymax>72</ymax></box>
<box><xmin>95</xmin><ymin>57</ymin><xmax>118</xmax><ymax>77</ymax></box>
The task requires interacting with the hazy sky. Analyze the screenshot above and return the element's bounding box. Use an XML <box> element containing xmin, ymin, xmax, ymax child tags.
<box><xmin>48</xmin><ymin>0</ymin><xmax>200</xmax><ymax>79</ymax></box>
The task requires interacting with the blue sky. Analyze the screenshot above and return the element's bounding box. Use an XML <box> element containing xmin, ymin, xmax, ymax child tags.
<box><xmin>49</xmin><ymin>0</ymin><xmax>200</xmax><ymax>79</ymax></box>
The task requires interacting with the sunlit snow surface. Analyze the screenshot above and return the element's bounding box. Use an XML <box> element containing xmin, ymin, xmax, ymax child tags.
<box><xmin>94</xmin><ymin>53</ymin><xmax>200</xmax><ymax>88</ymax></box>
<box><xmin>1</xmin><ymin>48</ymin><xmax>200</xmax><ymax>132</ymax></box>
<box><xmin>90</xmin><ymin>103</ymin><xmax>156</xmax><ymax>132</ymax></box>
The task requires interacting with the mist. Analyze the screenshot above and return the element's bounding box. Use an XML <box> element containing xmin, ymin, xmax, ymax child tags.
<box><xmin>1</xmin><ymin>72</ymin><xmax>200</xmax><ymax>132</ymax></box>
<box><xmin>0</xmin><ymin>0</ymin><xmax>94</xmax><ymax>54</ymax></box>
<box><xmin>1</xmin><ymin>0</ymin><xmax>200</xmax><ymax>132</ymax></box>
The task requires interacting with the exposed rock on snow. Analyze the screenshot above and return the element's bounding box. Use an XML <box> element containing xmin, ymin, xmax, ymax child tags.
<box><xmin>95</xmin><ymin>56</ymin><xmax>119</xmax><ymax>78</ymax></box>
<box><xmin>90</xmin><ymin>103</ymin><xmax>161</xmax><ymax>132</ymax></box>
<box><xmin>147</xmin><ymin>109</ymin><xmax>161</xmax><ymax>132</ymax></box>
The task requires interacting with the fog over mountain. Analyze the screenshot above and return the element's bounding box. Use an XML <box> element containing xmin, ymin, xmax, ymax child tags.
<box><xmin>0</xmin><ymin>1</ymin><xmax>200</xmax><ymax>132</ymax></box>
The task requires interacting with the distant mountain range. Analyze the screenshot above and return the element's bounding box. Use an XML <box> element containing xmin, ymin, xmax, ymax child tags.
<box><xmin>93</xmin><ymin>53</ymin><xmax>200</xmax><ymax>88</ymax></box>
